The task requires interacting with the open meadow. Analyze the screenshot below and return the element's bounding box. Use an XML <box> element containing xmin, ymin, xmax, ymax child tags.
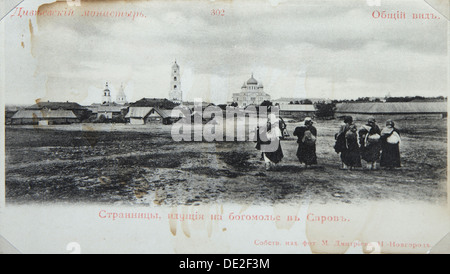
<box><xmin>4</xmin><ymin>118</ymin><xmax>448</xmax><ymax>206</ymax></box>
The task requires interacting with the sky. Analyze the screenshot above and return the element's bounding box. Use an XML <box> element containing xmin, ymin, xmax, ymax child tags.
<box><xmin>2</xmin><ymin>0</ymin><xmax>448</xmax><ymax>106</ymax></box>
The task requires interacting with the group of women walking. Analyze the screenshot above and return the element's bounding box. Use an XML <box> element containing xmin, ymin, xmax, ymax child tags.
<box><xmin>256</xmin><ymin>114</ymin><xmax>401</xmax><ymax>171</ymax></box>
<box><xmin>333</xmin><ymin>116</ymin><xmax>401</xmax><ymax>170</ymax></box>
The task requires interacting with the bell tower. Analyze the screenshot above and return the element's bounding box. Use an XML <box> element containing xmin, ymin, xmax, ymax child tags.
<box><xmin>169</xmin><ymin>61</ymin><xmax>182</xmax><ymax>104</ymax></box>
<box><xmin>102</xmin><ymin>82</ymin><xmax>112</xmax><ymax>105</ymax></box>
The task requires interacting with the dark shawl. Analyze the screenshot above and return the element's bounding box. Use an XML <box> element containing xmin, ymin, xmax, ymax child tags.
<box><xmin>380</xmin><ymin>127</ymin><xmax>401</xmax><ymax>168</ymax></box>
<box><xmin>341</xmin><ymin>130</ymin><xmax>362</xmax><ymax>167</ymax></box>
<box><xmin>293</xmin><ymin>125</ymin><xmax>317</xmax><ymax>165</ymax></box>
<box><xmin>359</xmin><ymin>124</ymin><xmax>381</xmax><ymax>163</ymax></box>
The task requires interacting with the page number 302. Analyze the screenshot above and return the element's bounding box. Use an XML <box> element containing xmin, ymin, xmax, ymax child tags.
<box><xmin>211</xmin><ymin>9</ymin><xmax>225</xmax><ymax>16</ymax></box>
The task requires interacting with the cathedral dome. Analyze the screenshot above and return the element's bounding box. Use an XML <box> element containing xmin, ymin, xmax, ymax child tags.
<box><xmin>247</xmin><ymin>74</ymin><xmax>258</xmax><ymax>85</ymax></box>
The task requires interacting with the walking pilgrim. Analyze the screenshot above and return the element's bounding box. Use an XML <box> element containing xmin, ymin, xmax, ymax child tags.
<box><xmin>293</xmin><ymin>117</ymin><xmax>317</xmax><ymax>168</ymax></box>
<box><xmin>334</xmin><ymin>116</ymin><xmax>361</xmax><ymax>169</ymax></box>
<box><xmin>256</xmin><ymin>112</ymin><xmax>284</xmax><ymax>171</ymax></box>
<box><xmin>380</xmin><ymin>119</ymin><xmax>401</xmax><ymax>169</ymax></box>
<box><xmin>358</xmin><ymin>117</ymin><xmax>381</xmax><ymax>170</ymax></box>
<box><xmin>343</xmin><ymin>124</ymin><xmax>362</xmax><ymax>169</ymax></box>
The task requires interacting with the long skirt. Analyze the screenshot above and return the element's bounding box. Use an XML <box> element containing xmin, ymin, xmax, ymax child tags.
<box><xmin>297</xmin><ymin>144</ymin><xmax>317</xmax><ymax>165</ymax></box>
<box><xmin>341</xmin><ymin>148</ymin><xmax>361</xmax><ymax>167</ymax></box>
<box><xmin>380</xmin><ymin>144</ymin><xmax>401</xmax><ymax>168</ymax></box>
<box><xmin>263</xmin><ymin>144</ymin><xmax>284</xmax><ymax>164</ymax></box>
<box><xmin>361</xmin><ymin>143</ymin><xmax>381</xmax><ymax>163</ymax></box>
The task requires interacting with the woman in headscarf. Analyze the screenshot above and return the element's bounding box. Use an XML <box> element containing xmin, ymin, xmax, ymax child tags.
<box><xmin>380</xmin><ymin>119</ymin><xmax>401</xmax><ymax>169</ymax></box>
<box><xmin>341</xmin><ymin>124</ymin><xmax>362</xmax><ymax>169</ymax></box>
<box><xmin>258</xmin><ymin>113</ymin><xmax>284</xmax><ymax>170</ymax></box>
<box><xmin>293</xmin><ymin>117</ymin><xmax>317</xmax><ymax>168</ymax></box>
<box><xmin>279</xmin><ymin>116</ymin><xmax>289</xmax><ymax>139</ymax></box>
<box><xmin>358</xmin><ymin>117</ymin><xmax>381</xmax><ymax>170</ymax></box>
<box><xmin>334</xmin><ymin>116</ymin><xmax>355</xmax><ymax>169</ymax></box>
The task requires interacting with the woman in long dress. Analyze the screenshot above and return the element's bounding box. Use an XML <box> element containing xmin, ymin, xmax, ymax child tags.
<box><xmin>334</xmin><ymin>116</ymin><xmax>358</xmax><ymax>169</ymax></box>
<box><xmin>341</xmin><ymin>124</ymin><xmax>362</xmax><ymax>169</ymax></box>
<box><xmin>380</xmin><ymin>119</ymin><xmax>401</xmax><ymax>168</ymax></box>
<box><xmin>256</xmin><ymin>113</ymin><xmax>284</xmax><ymax>170</ymax></box>
<box><xmin>358</xmin><ymin>117</ymin><xmax>381</xmax><ymax>170</ymax></box>
<box><xmin>293</xmin><ymin>117</ymin><xmax>317</xmax><ymax>168</ymax></box>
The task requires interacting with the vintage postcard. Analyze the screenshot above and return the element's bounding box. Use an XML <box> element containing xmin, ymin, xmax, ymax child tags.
<box><xmin>0</xmin><ymin>0</ymin><xmax>449</xmax><ymax>255</ymax></box>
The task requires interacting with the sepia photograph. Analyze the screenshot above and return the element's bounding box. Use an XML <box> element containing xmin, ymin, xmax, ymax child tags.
<box><xmin>0</xmin><ymin>0</ymin><xmax>449</xmax><ymax>254</ymax></box>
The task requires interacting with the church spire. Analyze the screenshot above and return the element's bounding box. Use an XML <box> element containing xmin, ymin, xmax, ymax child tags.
<box><xmin>116</xmin><ymin>82</ymin><xmax>127</xmax><ymax>105</ymax></box>
<box><xmin>170</xmin><ymin>60</ymin><xmax>182</xmax><ymax>104</ymax></box>
<box><xmin>102</xmin><ymin>81</ymin><xmax>112</xmax><ymax>105</ymax></box>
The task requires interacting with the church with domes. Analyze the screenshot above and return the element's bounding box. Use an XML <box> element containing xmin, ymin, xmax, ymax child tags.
<box><xmin>232</xmin><ymin>74</ymin><xmax>271</xmax><ymax>107</ymax></box>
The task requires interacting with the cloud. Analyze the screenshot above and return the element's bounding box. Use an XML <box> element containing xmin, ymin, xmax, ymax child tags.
<box><xmin>3</xmin><ymin>0</ymin><xmax>448</xmax><ymax>105</ymax></box>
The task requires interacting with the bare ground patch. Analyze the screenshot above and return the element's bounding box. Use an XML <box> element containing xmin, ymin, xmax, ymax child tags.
<box><xmin>4</xmin><ymin>120</ymin><xmax>447</xmax><ymax>205</ymax></box>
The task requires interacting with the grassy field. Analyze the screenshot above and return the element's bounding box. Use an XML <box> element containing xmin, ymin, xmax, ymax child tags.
<box><xmin>4</xmin><ymin>118</ymin><xmax>448</xmax><ymax>205</ymax></box>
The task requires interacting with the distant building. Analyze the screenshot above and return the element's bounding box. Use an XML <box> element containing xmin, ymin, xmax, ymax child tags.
<box><xmin>279</xmin><ymin>104</ymin><xmax>316</xmax><ymax>119</ymax></box>
<box><xmin>273</xmin><ymin>98</ymin><xmax>306</xmax><ymax>105</ymax></box>
<box><xmin>116</xmin><ymin>83</ymin><xmax>128</xmax><ymax>105</ymax></box>
<box><xmin>131</xmin><ymin>98</ymin><xmax>178</xmax><ymax>109</ymax></box>
<box><xmin>181</xmin><ymin>101</ymin><xmax>215</xmax><ymax>112</ymax></box>
<box><xmin>25</xmin><ymin>101</ymin><xmax>90</xmax><ymax>120</ymax></box>
<box><xmin>169</xmin><ymin>61</ymin><xmax>182</xmax><ymax>104</ymax></box>
<box><xmin>125</xmin><ymin>107</ymin><xmax>181</xmax><ymax>125</ymax></box>
<box><xmin>232</xmin><ymin>74</ymin><xmax>271</xmax><ymax>107</ymax></box>
<box><xmin>5</xmin><ymin>105</ymin><xmax>21</xmax><ymax>125</ymax></box>
<box><xmin>179</xmin><ymin>101</ymin><xmax>217</xmax><ymax>122</ymax></box>
<box><xmin>125</xmin><ymin>98</ymin><xmax>181</xmax><ymax>125</ymax></box>
<box><xmin>125</xmin><ymin>107</ymin><xmax>158</xmax><ymax>125</ymax></box>
<box><xmin>102</xmin><ymin>82</ymin><xmax>112</xmax><ymax>105</ymax></box>
<box><xmin>273</xmin><ymin>97</ymin><xmax>331</xmax><ymax>105</ymax></box>
<box><xmin>11</xmin><ymin>101</ymin><xmax>89</xmax><ymax>125</ymax></box>
<box><xmin>335</xmin><ymin>102</ymin><xmax>448</xmax><ymax>121</ymax></box>
<box><xmin>88</xmin><ymin>82</ymin><xmax>129</xmax><ymax>121</ymax></box>
<box><xmin>11</xmin><ymin>109</ymin><xmax>79</xmax><ymax>125</ymax></box>
<box><xmin>87</xmin><ymin>103</ymin><xmax>127</xmax><ymax>120</ymax></box>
